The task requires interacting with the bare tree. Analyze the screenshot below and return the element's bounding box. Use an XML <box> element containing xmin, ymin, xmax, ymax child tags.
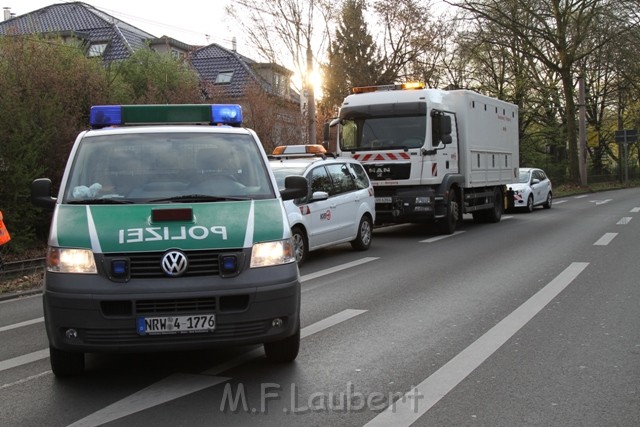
<box><xmin>226</xmin><ymin>0</ymin><xmax>335</xmax><ymax>144</ymax></box>
<box><xmin>447</xmin><ymin>0</ymin><xmax>639</xmax><ymax>184</ymax></box>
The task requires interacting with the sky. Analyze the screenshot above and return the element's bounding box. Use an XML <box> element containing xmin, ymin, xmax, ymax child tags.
<box><xmin>3</xmin><ymin>1</ymin><xmax>249</xmax><ymax>52</ymax></box>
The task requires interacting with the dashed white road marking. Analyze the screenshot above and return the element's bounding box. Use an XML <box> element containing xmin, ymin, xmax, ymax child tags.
<box><xmin>630</xmin><ymin>207</ymin><xmax>640</xmax><ymax>213</ymax></box>
<box><xmin>300</xmin><ymin>257</ymin><xmax>378</xmax><ymax>284</ymax></box>
<box><xmin>0</xmin><ymin>349</ymin><xmax>49</xmax><ymax>373</ymax></box>
<box><xmin>554</xmin><ymin>200</ymin><xmax>567</xmax><ymax>205</ymax></box>
<box><xmin>0</xmin><ymin>317</ymin><xmax>44</xmax><ymax>332</ymax></box>
<box><xmin>574</xmin><ymin>195</ymin><xmax>589</xmax><ymax>199</ymax></box>
<box><xmin>591</xmin><ymin>199</ymin><xmax>612</xmax><ymax>205</ymax></box>
<box><xmin>68</xmin><ymin>309</ymin><xmax>368</xmax><ymax>427</ymax></box>
<box><xmin>617</xmin><ymin>217</ymin><xmax>632</xmax><ymax>225</ymax></box>
<box><xmin>67</xmin><ymin>374</ymin><xmax>231</xmax><ymax>427</ymax></box>
<box><xmin>364</xmin><ymin>262</ymin><xmax>589</xmax><ymax>427</ymax></box>
<box><xmin>420</xmin><ymin>230</ymin><xmax>465</xmax><ymax>243</ymax></box>
<box><xmin>594</xmin><ymin>233</ymin><xmax>618</xmax><ymax>246</ymax></box>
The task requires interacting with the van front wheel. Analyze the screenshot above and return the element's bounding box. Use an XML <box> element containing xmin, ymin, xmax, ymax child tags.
<box><xmin>50</xmin><ymin>346</ymin><xmax>84</xmax><ymax>377</ymax></box>
<box><xmin>264</xmin><ymin>324</ymin><xmax>300</xmax><ymax>363</ymax></box>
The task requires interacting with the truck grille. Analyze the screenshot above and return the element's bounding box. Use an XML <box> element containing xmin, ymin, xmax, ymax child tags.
<box><xmin>363</xmin><ymin>163</ymin><xmax>411</xmax><ymax>181</ymax></box>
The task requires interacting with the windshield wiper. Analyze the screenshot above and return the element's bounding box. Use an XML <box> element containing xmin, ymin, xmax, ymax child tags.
<box><xmin>148</xmin><ymin>194</ymin><xmax>250</xmax><ymax>203</ymax></box>
<box><xmin>68</xmin><ymin>198</ymin><xmax>134</xmax><ymax>204</ymax></box>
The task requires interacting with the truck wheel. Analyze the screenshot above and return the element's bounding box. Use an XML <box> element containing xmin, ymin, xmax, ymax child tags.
<box><xmin>351</xmin><ymin>215</ymin><xmax>372</xmax><ymax>251</ymax></box>
<box><xmin>485</xmin><ymin>187</ymin><xmax>503</xmax><ymax>223</ymax></box>
<box><xmin>291</xmin><ymin>226</ymin><xmax>308</xmax><ymax>266</ymax></box>
<box><xmin>437</xmin><ymin>190</ymin><xmax>459</xmax><ymax>235</ymax></box>
<box><xmin>49</xmin><ymin>346</ymin><xmax>84</xmax><ymax>377</ymax></box>
<box><xmin>264</xmin><ymin>323</ymin><xmax>300</xmax><ymax>363</ymax></box>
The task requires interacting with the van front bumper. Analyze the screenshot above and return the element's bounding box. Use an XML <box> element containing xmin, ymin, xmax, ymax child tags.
<box><xmin>43</xmin><ymin>271</ymin><xmax>300</xmax><ymax>354</ymax></box>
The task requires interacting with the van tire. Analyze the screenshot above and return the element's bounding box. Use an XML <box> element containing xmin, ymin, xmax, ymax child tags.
<box><xmin>50</xmin><ymin>346</ymin><xmax>84</xmax><ymax>377</ymax></box>
<box><xmin>264</xmin><ymin>324</ymin><xmax>300</xmax><ymax>363</ymax></box>
<box><xmin>351</xmin><ymin>215</ymin><xmax>373</xmax><ymax>251</ymax></box>
<box><xmin>291</xmin><ymin>226</ymin><xmax>308</xmax><ymax>266</ymax></box>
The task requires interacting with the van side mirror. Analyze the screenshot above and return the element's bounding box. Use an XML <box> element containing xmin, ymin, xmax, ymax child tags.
<box><xmin>280</xmin><ymin>176</ymin><xmax>308</xmax><ymax>201</ymax></box>
<box><xmin>31</xmin><ymin>178</ymin><xmax>57</xmax><ymax>209</ymax></box>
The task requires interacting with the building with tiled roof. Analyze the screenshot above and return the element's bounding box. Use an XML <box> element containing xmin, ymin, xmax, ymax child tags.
<box><xmin>0</xmin><ymin>2</ymin><xmax>160</xmax><ymax>61</ymax></box>
<box><xmin>0</xmin><ymin>2</ymin><xmax>303</xmax><ymax>146</ymax></box>
<box><xmin>190</xmin><ymin>43</ymin><xmax>298</xmax><ymax>105</ymax></box>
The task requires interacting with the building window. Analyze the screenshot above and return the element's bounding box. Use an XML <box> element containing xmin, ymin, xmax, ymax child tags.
<box><xmin>215</xmin><ymin>71</ymin><xmax>234</xmax><ymax>84</ymax></box>
<box><xmin>273</xmin><ymin>73</ymin><xmax>284</xmax><ymax>95</ymax></box>
<box><xmin>88</xmin><ymin>42</ymin><xmax>108</xmax><ymax>57</ymax></box>
<box><xmin>171</xmin><ymin>49</ymin><xmax>185</xmax><ymax>60</ymax></box>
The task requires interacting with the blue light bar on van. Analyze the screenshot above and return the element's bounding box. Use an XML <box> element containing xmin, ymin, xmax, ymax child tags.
<box><xmin>89</xmin><ymin>104</ymin><xmax>243</xmax><ymax>128</ymax></box>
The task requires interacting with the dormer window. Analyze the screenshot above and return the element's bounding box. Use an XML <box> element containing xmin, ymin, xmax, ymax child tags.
<box><xmin>88</xmin><ymin>42</ymin><xmax>108</xmax><ymax>57</ymax></box>
<box><xmin>215</xmin><ymin>71</ymin><xmax>234</xmax><ymax>84</ymax></box>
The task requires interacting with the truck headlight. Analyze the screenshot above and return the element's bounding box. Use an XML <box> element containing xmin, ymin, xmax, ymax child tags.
<box><xmin>250</xmin><ymin>239</ymin><xmax>296</xmax><ymax>268</ymax></box>
<box><xmin>47</xmin><ymin>247</ymin><xmax>97</xmax><ymax>274</ymax></box>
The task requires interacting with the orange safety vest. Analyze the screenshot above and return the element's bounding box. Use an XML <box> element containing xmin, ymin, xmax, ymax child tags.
<box><xmin>0</xmin><ymin>210</ymin><xmax>10</xmax><ymax>245</ymax></box>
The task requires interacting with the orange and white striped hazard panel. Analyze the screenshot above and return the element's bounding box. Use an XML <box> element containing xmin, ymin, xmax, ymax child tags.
<box><xmin>353</xmin><ymin>152</ymin><xmax>411</xmax><ymax>162</ymax></box>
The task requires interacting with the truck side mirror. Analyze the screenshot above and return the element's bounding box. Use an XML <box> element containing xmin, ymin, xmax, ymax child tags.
<box><xmin>439</xmin><ymin>115</ymin><xmax>452</xmax><ymax>135</ymax></box>
<box><xmin>323</xmin><ymin>122</ymin><xmax>330</xmax><ymax>142</ymax></box>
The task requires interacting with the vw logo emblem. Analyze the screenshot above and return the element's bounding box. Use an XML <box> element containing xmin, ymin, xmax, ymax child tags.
<box><xmin>161</xmin><ymin>251</ymin><xmax>188</xmax><ymax>277</ymax></box>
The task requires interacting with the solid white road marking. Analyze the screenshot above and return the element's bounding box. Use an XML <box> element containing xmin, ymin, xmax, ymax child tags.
<box><xmin>594</xmin><ymin>233</ymin><xmax>618</xmax><ymax>246</ymax></box>
<box><xmin>617</xmin><ymin>217</ymin><xmax>632</xmax><ymax>225</ymax></box>
<box><xmin>364</xmin><ymin>262</ymin><xmax>589</xmax><ymax>427</ymax></box>
<box><xmin>0</xmin><ymin>317</ymin><xmax>44</xmax><ymax>333</ymax></box>
<box><xmin>68</xmin><ymin>309</ymin><xmax>367</xmax><ymax>427</ymax></box>
<box><xmin>0</xmin><ymin>349</ymin><xmax>49</xmax><ymax>373</ymax></box>
<box><xmin>420</xmin><ymin>230</ymin><xmax>465</xmax><ymax>243</ymax></box>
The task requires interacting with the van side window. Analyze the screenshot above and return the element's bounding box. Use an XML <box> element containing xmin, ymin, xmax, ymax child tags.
<box><xmin>326</xmin><ymin>163</ymin><xmax>356</xmax><ymax>194</ymax></box>
<box><xmin>309</xmin><ymin>166</ymin><xmax>332</xmax><ymax>195</ymax></box>
<box><xmin>349</xmin><ymin>163</ymin><xmax>370</xmax><ymax>189</ymax></box>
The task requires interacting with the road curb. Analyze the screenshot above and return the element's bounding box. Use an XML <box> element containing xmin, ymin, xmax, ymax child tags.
<box><xmin>0</xmin><ymin>287</ymin><xmax>43</xmax><ymax>302</ymax></box>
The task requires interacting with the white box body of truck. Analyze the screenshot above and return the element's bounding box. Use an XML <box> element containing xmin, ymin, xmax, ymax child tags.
<box><xmin>333</xmin><ymin>84</ymin><xmax>519</xmax><ymax>233</ymax></box>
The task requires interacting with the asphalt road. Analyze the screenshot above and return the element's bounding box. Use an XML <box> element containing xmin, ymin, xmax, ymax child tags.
<box><xmin>1</xmin><ymin>188</ymin><xmax>639</xmax><ymax>426</ymax></box>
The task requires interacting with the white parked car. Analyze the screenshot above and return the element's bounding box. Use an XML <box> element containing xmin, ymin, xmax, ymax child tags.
<box><xmin>509</xmin><ymin>167</ymin><xmax>553</xmax><ymax>212</ymax></box>
<box><xmin>270</xmin><ymin>150</ymin><xmax>376</xmax><ymax>265</ymax></box>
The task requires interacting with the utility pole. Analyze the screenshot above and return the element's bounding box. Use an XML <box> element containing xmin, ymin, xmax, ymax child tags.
<box><xmin>578</xmin><ymin>74</ymin><xmax>587</xmax><ymax>186</ymax></box>
<box><xmin>306</xmin><ymin>43</ymin><xmax>316</xmax><ymax>145</ymax></box>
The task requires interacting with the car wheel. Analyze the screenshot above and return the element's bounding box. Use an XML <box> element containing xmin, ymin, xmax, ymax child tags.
<box><xmin>543</xmin><ymin>192</ymin><xmax>552</xmax><ymax>209</ymax></box>
<box><xmin>264</xmin><ymin>322</ymin><xmax>300</xmax><ymax>363</ymax></box>
<box><xmin>291</xmin><ymin>225</ymin><xmax>308</xmax><ymax>266</ymax></box>
<box><xmin>49</xmin><ymin>346</ymin><xmax>84</xmax><ymax>377</ymax></box>
<box><xmin>351</xmin><ymin>215</ymin><xmax>373</xmax><ymax>251</ymax></box>
<box><xmin>525</xmin><ymin>195</ymin><xmax>534</xmax><ymax>213</ymax></box>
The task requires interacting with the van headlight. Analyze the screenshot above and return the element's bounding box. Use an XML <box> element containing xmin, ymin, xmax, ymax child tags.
<box><xmin>47</xmin><ymin>247</ymin><xmax>97</xmax><ymax>274</ymax></box>
<box><xmin>250</xmin><ymin>239</ymin><xmax>296</xmax><ymax>268</ymax></box>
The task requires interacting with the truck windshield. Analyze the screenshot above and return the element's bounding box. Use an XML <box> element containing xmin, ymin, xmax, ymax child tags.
<box><xmin>63</xmin><ymin>132</ymin><xmax>275</xmax><ymax>203</ymax></box>
<box><xmin>339</xmin><ymin>115</ymin><xmax>427</xmax><ymax>151</ymax></box>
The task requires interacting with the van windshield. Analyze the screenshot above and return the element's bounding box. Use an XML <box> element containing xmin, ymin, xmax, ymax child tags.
<box><xmin>63</xmin><ymin>132</ymin><xmax>275</xmax><ymax>203</ymax></box>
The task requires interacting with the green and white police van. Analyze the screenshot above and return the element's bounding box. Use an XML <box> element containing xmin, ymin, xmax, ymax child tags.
<box><xmin>31</xmin><ymin>104</ymin><xmax>308</xmax><ymax>376</ymax></box>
